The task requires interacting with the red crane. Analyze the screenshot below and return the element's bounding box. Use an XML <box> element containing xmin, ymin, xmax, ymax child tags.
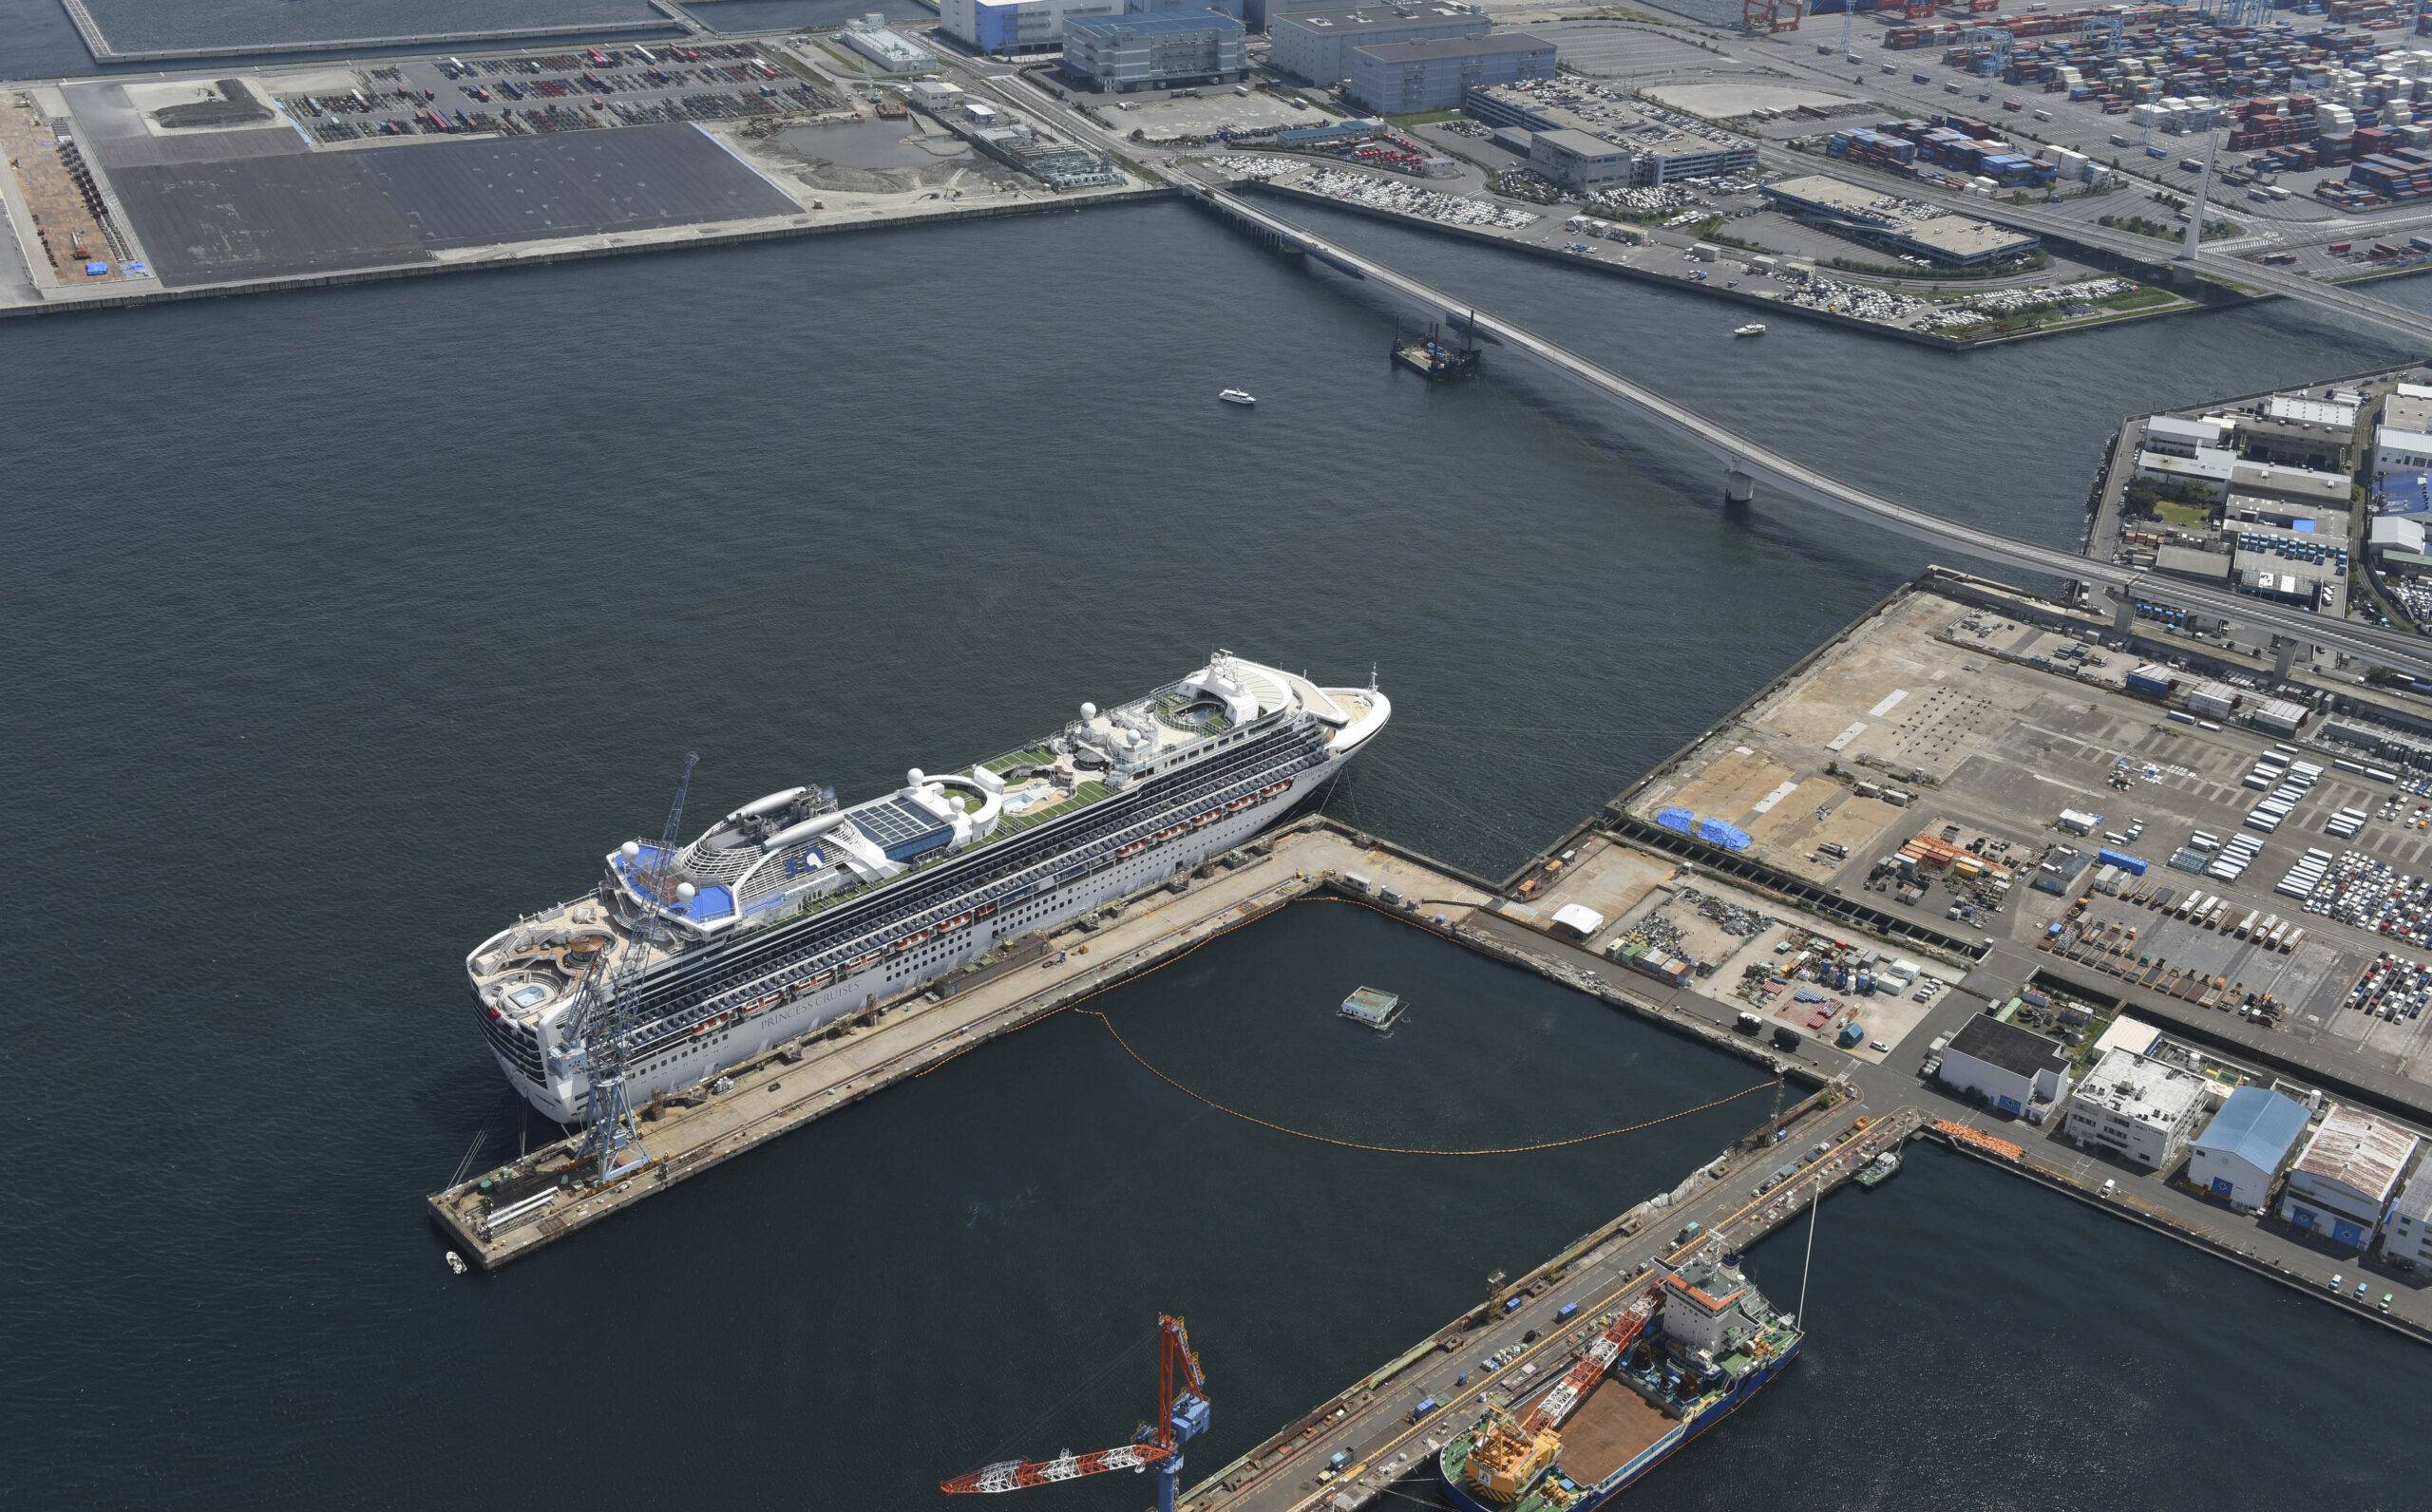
<box><xmin>942</xmin><ymin>1316</ymin><xmax>1210</xmax><ymax>1512</ymax></box>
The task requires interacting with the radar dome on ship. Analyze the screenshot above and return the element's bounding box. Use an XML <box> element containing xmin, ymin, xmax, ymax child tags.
<box><xmin>908</xmin><ymin>766</ymin><xmax>925</xmax><ymax>786</ymax></box>
<box><xmin>619</xmin><ymin>841</ymin><xmax>641</xmax><ymax>860</ymax></box>
<box><xmin>1080</xmin><ymin>702</ymin><xmax>1097</xmax><ymax>720</ymax></box>
<box><xmin>675</xmin><ymin>881</ymin><xmax>697</xmax><ymax>902</ymax></box>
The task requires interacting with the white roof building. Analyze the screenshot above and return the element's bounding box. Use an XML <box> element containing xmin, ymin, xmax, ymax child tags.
<box><xmin>2280</xmin><ymin>1104</ymin><xmax>2420</xmax><ymax>1246</ymax></box>
<box><xmin>1550</xmin><ymin>903</ymin><xmax>1606</xmax><ymax>940</ymax></box>
<box><xmin>2062</xmin><ymin>1048</ymin><xmax>2210</xmax><ymax>1170</ymax></box>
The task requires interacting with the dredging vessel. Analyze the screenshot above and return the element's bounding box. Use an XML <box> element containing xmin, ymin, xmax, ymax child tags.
<box><xmin>466</xmin><ymin>652</ymin><xmax>1389</xmax><ymax>1123</ymax></box>
<box><xmin>1438</xmin><ymin>1257</ymin><xmax>1802</xmax><ymax>1512</ymax></box>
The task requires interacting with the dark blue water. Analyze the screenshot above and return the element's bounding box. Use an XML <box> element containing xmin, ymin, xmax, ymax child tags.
<box><xmin>4</xmin><ymin>195</ymin><xmax>2428</xmax><ymax>1510</ymax></box>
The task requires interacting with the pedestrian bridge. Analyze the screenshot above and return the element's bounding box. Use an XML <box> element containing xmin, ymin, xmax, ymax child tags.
<box><xmin>1191</xmin><ymin>183</ymin><xmax>2432</xmax><ymax>681</ymax></box>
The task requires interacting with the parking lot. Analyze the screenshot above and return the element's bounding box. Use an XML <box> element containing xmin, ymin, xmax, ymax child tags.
<box><xmin>272</xmin><ymin>41</ymin><xmax>843</xmax><ymax>145</ymax></box>
<box><xmin>1097</xmin><ymin>84</ymin><xmax>1317</xmax><ymax>145</ymax></box>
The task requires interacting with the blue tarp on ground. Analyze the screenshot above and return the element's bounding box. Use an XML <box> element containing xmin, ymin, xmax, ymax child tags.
<box><xmin>1697</xmin><ymin>818</ymin><xmax>1753</xmax><ymax>850</ymax></box>
<box><xmin>1657</xmin><ymin>806</ymin><xmax>1696</xmax><ymax>834</ymax></box>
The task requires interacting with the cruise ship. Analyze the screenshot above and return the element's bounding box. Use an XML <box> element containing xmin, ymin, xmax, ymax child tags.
<box><xmin>466</xmin><ymin>653</ymin><xmax>1389</xmax><ymax>1123</ymax></box>
<box><xmin>1438</xmin><ymin>1258</ymin><xmax>1802</xmax><ymax>1512</ymax></box>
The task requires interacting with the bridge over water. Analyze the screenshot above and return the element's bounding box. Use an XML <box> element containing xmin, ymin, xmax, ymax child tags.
<box><xmin>1189</xmin><ymin>182</ymin><xmax>2432</xmax><ymax>681</ymax></box>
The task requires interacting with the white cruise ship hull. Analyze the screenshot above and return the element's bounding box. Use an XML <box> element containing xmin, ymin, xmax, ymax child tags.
<box><xmin>486</xmin><ymin>709</ymin><xmax>1378</xmax><ymax>1124</ymax></box>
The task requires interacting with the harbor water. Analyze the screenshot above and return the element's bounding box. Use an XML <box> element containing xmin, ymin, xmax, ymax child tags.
<box><xmin>5</xmin><ymin>194</ymin><xmax>2431</xmax><ymax>1509</ymax></box>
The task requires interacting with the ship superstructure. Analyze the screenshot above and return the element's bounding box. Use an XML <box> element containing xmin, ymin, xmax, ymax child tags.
<box><xmin>467</xmin><ymin>652</ymin><xmax>1388</xmax><ymax>1122</ymax></box>
<box><xmin>1439</xmin><ymin>1258</ymin><xmax>1802</xmax><ymax>1512</ymax></box>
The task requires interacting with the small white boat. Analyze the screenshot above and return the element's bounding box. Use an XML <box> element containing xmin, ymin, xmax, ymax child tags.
<box><xmin>1734</xmin><ymin>323</ymin><xmax>1767</xmax><ymax>337</ymax></box>
<box><xmin>445</xmin><ymin>1251</ymin><xmax>467</xmax><ymax>1275</ymax></box>
<box><xmin>1218</xmin><ymin>388</ymin><xmax>1257</xmax><ymax>406</ymax></box>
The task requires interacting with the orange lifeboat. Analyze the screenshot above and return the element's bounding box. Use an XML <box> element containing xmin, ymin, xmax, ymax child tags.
<box><xmin>1189</xmin><ymin>811</ymin><xmax>1215</xmax><ymax>828</ymax></box>
<box><xmin>975</xmin><ymin>901</ymin><xmax>998</xmax><ymax>918</ymax></box>
<box><xmin>941</xmin><ymin>913</ymin><xmax>973</xmax><ymax>933</ymax></box>
<box><xmin>693</xmin><ymin>1012</ymin><xmax>730</xmax><ymax>1037</ymax></box>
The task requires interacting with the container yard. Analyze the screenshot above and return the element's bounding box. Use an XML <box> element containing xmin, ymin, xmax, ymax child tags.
<box><xmin>1843</xmin><ymin>2</ymin><xmax>2432</xmax><ymax>213</ymax></box>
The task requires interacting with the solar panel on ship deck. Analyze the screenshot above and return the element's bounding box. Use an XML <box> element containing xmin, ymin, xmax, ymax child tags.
<box><xmin>855</xmin><ymin>797</ymin><xmax>949</xmax><ymax>847</ymax></box>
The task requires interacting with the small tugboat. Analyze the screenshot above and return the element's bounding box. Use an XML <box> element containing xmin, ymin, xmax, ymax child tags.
<box><xmin>1853</xmin><ymin>1149</ymin><xmax>1902</xmax><ymax>1190</ymax></box>
<box><xmin>1219</xmin><ymin>388</ymin><xmax>1257</xmax><ymax>406</ymax></box>
<box><xmin>1733</xmin><ymin>322</ymin><xmax>1767</xmax><ymax>337</ymax></box>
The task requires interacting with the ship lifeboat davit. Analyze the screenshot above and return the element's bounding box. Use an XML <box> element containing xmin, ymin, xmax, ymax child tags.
<box><xmin>1189</xmin><ymin>811</ymin><xmax>1215</xmax><ymax>828</ymax></box>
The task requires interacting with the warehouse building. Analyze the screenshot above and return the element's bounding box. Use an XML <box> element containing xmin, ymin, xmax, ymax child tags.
<box><xmin>2062</xmin><ymin>1049</ymin><xmax>2210</xmax><ymax>1170</ymax></box>
<box><xmin>1938</xmin><ymin>1015</ymin><xmax>2073</xmax><ymax>1118</ymax></box>
<box><xmin>1529</xmin><ymin>127</ymin><xmax>1631</xmax><ymax>191</ymax></box>
<box><xmin>1061</xmin><ymin>9</ymin><xmax>1247</xmax><ymax>92</ymax></box>
<box><xmin>1758</xmin><ymin>174</ymin><xmax>2039</xmax><ymax>269</ymax></box>
<box><xmin>1268</xmin><ymin>5</ymin><xmax>1487</xmax><ymax>85</ymax></box>
<box><xmin>1345</xmin><ymin>32</ymin><xmax>1554</xmax><ymax>116</ymax></box>
<box><xmin>1465</xmin><ymin>81</ymin><xmax>1756</xmax><ymax>185</ymax></box>
<box><xmin>2280</xmin><ymin>1104</ymin><xmax>2420</xmax><ymax>1249</ymax></box>
<box><xmin>2385</xmin><ymin>1163</ymin><xmax>2432</xmax><ymax>1271</ymax></box>
<box><xmin>942</xmin><ymin>0</ymin><xmax>1124</xmax><ymax>53</ymax></box>
<box><xmin>2187</xmin><ymin>1086</ymin><xmax>2309</xmax><ymax>1212</ymax></box>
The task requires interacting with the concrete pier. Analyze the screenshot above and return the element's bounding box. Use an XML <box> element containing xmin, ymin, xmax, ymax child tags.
<box><xmin>428</xmin><ymin>825</ymin><xmax>1492</xmax><ymax>1269</ymax></box>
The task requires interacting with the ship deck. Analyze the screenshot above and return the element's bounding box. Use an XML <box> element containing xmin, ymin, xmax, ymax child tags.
<box><xmin>1555</xmin><ymin>1377</ymin><xmax>1677</xmax><ymax>1487</ymax></box>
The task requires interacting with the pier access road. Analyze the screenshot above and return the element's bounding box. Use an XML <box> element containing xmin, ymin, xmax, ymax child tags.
<box><xmin>1183</xmin><ymin>1094</ymin><xmax>1894</xmax><ymax>1512</ymax></box>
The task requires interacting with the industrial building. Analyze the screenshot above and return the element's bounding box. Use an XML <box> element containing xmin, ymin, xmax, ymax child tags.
<box><xmin>2186</xmin><ymin>1086</ymin><xmax>2310</xmax><ymax>1212</ymax></box>
<box><xmin>941</xmin><ymin>0</ymin><xmax>1125</xmax><ymax>54</ymax></box>
<box><xmin>1937</xmin><ymin>1015</ymin><xmax>2072</xmax><ymax>1119</ymax></box>
<box><xmin>1344</xmin><ymin>32</ymin><xmax>1554</xmax><ymax>117</ymax></box>
<box><xmin>2279</xmin><ymin>1104</ymin><xmax>2421</xmax><ymax>1249</ymax></box>
<box><xmin>2141</xmin><ymin>413</ymin><xmax>2234</xmax><ymax>460</ymax></box>
<box><xmin>1060</xmin><ymin>9</ymin><xmax>1247</xmax><ymax>92</ymax></box>
<box><xmin>841</xmin><ymin>23</ymin><xmax>938</xmax><ymax>74</ymax></box>
<box><xmin>2228</xmin><ymin>460</ymin><xmax>2351</xmax><ymax>512</ymax></box>
<box><xmin>2135</xmin><ymin>447</ymin><xmax>2237</xmax><ymax>502</ymax></box>
<box><xmin>2236</xmin><ymin>411</ymin><xmax>2356</xmax><ymax>474</ymax></box>
<box><xmin>1465</xmin><ymin>79</ymin><xmax>1756</xmax><ymax>186</ymax></box>
<box><xmin>2061</xmin><ymin>1048</ymin><xmax>2210</xmax><ymax>1170</ymax></box>
<box><xmin>2386</xmin><ymin>1163</ymin><xmax>2432</xmax><ymax>1272</ymax></box>
<box><xmin>1758</xmin><ymin>175</ymin><xmax>2040</xmax><ymax>269</ymax></box>
<box><xmin>1267</xmin><ymin>5</ymin><xmax>1488</xmax><ymax>86</ymax></box>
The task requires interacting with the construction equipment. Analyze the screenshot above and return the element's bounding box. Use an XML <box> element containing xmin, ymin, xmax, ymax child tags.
<box><xmin>942</xmin><ymin>1315</ymin><xmax>1210</xmax><ymax>1512</ymax></box>
<box><xmin>1462</xmin><ymin>1290</ymin><xmax>1659</xmax><ymax>1503</ymax></box>
<box><xmin>556</xmin><ymin>752</ymin><xmax>697</xmax><ymax>1187</ymax></box>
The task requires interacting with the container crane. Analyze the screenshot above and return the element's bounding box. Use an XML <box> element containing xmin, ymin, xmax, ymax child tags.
<box><xmin>942</xmin><ymin>1315</ymin><xmax>1209</xmax><ymax>1512</ymax></box>
<box><xmin>557</xmin><ymin>752</ymin><xmax>697</xmax><ymax>1187</ymax></box>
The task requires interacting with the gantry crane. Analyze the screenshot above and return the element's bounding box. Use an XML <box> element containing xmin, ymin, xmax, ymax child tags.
<box><xmin>942</xmin><ymin>1315</ymin><xmax>1210</xmax><ymax>1512</ymax></box>
<box><xmin>556</xmin><ymin>752</ymin><xmax>697</xmax><ymax>1187</ymax></box>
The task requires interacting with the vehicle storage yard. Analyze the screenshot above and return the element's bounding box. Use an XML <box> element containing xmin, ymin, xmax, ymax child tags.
<box><xmin>1622</xmin><ymin>575</ymin><xmax>2432</xmax><ymax>1098</ymax></box>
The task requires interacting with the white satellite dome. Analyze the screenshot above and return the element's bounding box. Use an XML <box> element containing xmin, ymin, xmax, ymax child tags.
<box><xmin>908</xmin><ymin>766</ymin><xmax>926</xmax><ymax>786</ymax></box>
<box><xmin>619</xmin><ymin>841</ymin><xmax>642</xmax><ymax>860</ymax></box>
<box><xmin>674</xmin><ymin>881</ymin><xmax>698</xmax><ymax>902</ymax></box>
<box><xmin>1080</xmin><ymin>701</ymin><xmax>1098</xmax><ymax>720</ymax></box>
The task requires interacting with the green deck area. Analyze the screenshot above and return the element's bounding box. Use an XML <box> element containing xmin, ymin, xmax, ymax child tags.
<box><xmin>990</xmin><ymin>779</ymin><xmax>1110</xmax><ymax>838</ymax></box>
